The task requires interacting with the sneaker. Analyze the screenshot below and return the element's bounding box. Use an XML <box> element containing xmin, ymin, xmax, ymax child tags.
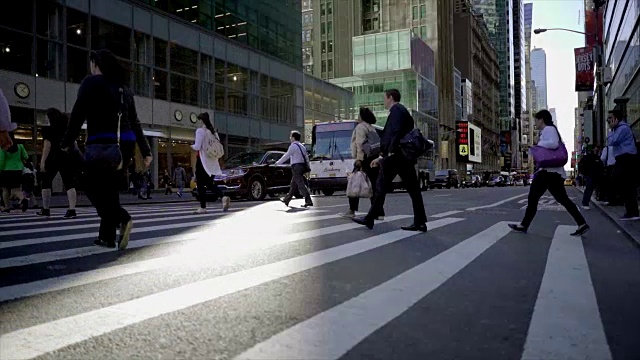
<box><xmin>119</xmin><ymin>219</ymin><xmax>133</xmax><ymax>250</ymax></box>
<box><xmin>508</xmin><ymin>223</ymin><xmax>527</xmax><ymax>233</ymax></box>
<box><xmin>63</xmin><ymin>209</ymin><xmax>77</xmax><ymax>219</ymax></box>
<box><xmin>222</xmin><ymin>196</ymin><xmax>231</xmax><ymax>212</ymax></box>
<box><xmin>339</xmin><ymin>210</ymin><xmax>356</xmax><ymax>218</ymax></box>
<box><xmin>194</xmin><ymin>208</ymin><xmax>207</xmax><ymax>214</ymax></box>
<box><xmin>571</xmin><ymin>224</ymin><xmax>590</xmax><ymax>236</ymax></box>
<box><xmin>280</xmin><ymin>198</ymin><xmax>290</xmax><ymax>207</ymax></box>
<box><xmin>620</xmin><ymin>214</ymin><xmax>640</xmax><ymax>221</ymax></box>
<box><xmin>36</xmin><ymin>208</ymin><xmax>51</xmax><ymax>217</ymax></box>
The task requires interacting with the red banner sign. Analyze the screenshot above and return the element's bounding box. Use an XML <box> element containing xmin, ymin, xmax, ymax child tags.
<box><xmin>574</xmin><ymin>46</ymin><xmax>595</xmax><ymax>92</ymax></box>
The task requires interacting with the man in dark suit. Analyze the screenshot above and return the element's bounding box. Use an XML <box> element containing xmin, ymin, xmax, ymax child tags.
<box><xmin>352</xmin><ymin>89</ymin><xmax>428</xmax><ymax>232</ymax></box>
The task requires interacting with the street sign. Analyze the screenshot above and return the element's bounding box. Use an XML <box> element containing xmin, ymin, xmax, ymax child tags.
<box><xmin>459</xmin><ymin>144</ymin><xmax>469</xmax><ymax>156</ymax></box>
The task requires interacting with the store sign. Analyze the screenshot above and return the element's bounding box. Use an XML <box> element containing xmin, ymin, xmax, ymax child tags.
<box><xmin>456</xmin><ymin>121</ymin><xmax>482</xmax><ymax>163</ymax></box>
<box><xmin>574</xmin><ymin>46</ymin><xmax>595</xmax><ymax>92</ymax></box>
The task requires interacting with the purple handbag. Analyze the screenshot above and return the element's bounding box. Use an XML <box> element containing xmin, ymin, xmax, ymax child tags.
<box><xmin>530</xmin><ymin>141</ymin><xmax>568</xmax><ymax>168</ymax></box>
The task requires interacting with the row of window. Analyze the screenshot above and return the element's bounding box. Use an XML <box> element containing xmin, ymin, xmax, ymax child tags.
<box><xmin>412</xmin><ymin>5</ymin><xmax>428</xmax><ymax>20</ymax></box>
<box><xmin>320</xmin><ymin>2</ymin><xmax>334</xmax><ymax>16</ymax></box>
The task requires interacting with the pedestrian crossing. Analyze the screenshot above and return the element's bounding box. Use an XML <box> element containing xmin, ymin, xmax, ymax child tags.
<box><xmin>0</xmin><ymin>200</ymin><xmax>624</xmax><ymax>359</ymax></box>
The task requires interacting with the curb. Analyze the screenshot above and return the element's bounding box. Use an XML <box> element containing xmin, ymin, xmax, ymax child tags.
<box><xmin>575</xmin><ymin>187</ymin><xmax>640</xmax><ymax>247</ymax></box>
<box><xmin>45</xmin><ymin>190</ymin><xmax>197</xmax><ymax>209</ymax></box>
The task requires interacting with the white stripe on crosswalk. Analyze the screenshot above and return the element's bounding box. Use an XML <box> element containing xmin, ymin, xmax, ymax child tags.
<box><xmin>520</xmin><ymin>226</ymin><xmax>612</xmax><ymax>360</ymax></box>
<box><xmin>0</xmin><ymin>206</ymin><xmax>250</xmax><ymax>229</ymax></box>
<box><xmin>0</xmin><ymin>214</ymin><xmax>415</xmax><ymax>269</ymax></box>
<box><xmin>0</xmin><ymin>217</ymin><xmax>459</xmax><ymax>360</ymax></box>
<box><xmin>0</xmin><ymin>217</ymin><xmax>461</xmax><ymax>302</ymax></box>
<box><xmin>431</xmin><ymin>210</ymin><xmax>463</xmax><ymax>218</ymax></box>
<box><xmin>234</xmin><ymin>221</ymin><xmax>512</xmax><ymax>360</ymax></box>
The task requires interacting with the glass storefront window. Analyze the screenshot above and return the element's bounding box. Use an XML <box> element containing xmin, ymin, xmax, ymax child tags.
<box><xmin>36</xmin><ymin>39</ymin><xmax>63</xmax><ymax>80</ymax></box>
<box><xmin>154</xmin><ymin>38</ymin><xmax>167</xmax><ymax>69</ymax></box>
<box><xmin>134</xmin><ymin>32</ymin><xmax>152</xmax><ymax>66</ymax></box>
<box><xmin>215</xmin><ymin>85</ymin><xmax>226</xmax><ymax>111</ymax></box>
<box><xmin>134</xmin><ymin>65</ymin><xmax>151</xmax><ymax>97</ymax></box>
<box><xmin>228</xmin><ymin>88</ymin><xmax>248</xmax><ymax>115</ymax></box>
<box><xmin>36</xmin><ymin>2</ymin><xmax>63</xmax><ymax>40</ymax></box>
<box><xmin>67</xmin><ymin>46</ymin><xmax>88</xmax><ymax>83</ymax></box>
<box><xmin>227</xmin><ymin>64</ymin><xmax>248</xmax><ymax>92</ymax></box>
<box><xmin>215</xmin><ymin>58</ymin><xmax>226</xmax><ymax>84</ymax></box>
<box><xmin>91</xmin><ymin>17</ymin><xmax>131</xmax><ymax>60</ymax></box>
<box><xmin>0</xmin><ymin>28</ymin><xmax>32</xmax><ymax>75</ymax></box>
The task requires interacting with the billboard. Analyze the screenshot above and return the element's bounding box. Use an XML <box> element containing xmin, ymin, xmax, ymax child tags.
<box><xmin>574</xmin><ymin>46</ymin><xmax>595</xmax><ymax>92</ymax></box>
<box><xmin>456</xmin><ymin>121</ymin><xmax>482</xmax><ymax>163</ymax></box>
<box><xmin>584</xmin><ymin>8</ymin><xmax>603</xmax><ymax>47</ymax></box>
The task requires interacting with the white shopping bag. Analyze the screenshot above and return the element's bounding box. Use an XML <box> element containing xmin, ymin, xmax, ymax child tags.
<box><xmin>346</xmin><ymin>171</ymin><xmax>373</xmax><ymax>198</ymax></box>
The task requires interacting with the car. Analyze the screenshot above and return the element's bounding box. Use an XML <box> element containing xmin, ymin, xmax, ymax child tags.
<box><xmin>193</xmin><ymin>151</ymin><xmax>304</xmax><ymax>201</ymax></box>
<box><xmin>487</xmin><ymin>176</ymin><xmax>506</xmax><ymax>187</ymax></box>
<box><xmin>461</xmin><ymin>175</ymin><xmax>482</xmax><ymax>188</ymax></box>
<box><xmin>430</xmin><ymin>169</ymin><xmax>460</xmax><ymax>189</ymax></box>
<box><xmin>515</xmin><ymin>179</ymin><xmax>525</xmax><ymax>186</ymax></box>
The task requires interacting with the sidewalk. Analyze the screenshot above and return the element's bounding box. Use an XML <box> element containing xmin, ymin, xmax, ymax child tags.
<box><xmin>576</xmin><ymin>186</ymin><xmax>640</xmax><ymax>246</ymax></box>
<box><xmin>48</xmin><ymin>189</ymin><xmax>197</xmax><ymax>208</ymax></box>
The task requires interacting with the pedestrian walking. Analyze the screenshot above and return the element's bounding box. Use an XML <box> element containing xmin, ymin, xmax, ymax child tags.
<box><xmin>578</xmin><ymin>145</ymin><xmax>603</xmax><ymax>210</ymax></box>
<box><xmin>163</xmin><ymin>170</ymin><xmax>172</xmax><ymax>195</ymax></box>
<box><xmin>606</xmin><ymin>109</ymin><xmax>639</xmax><ymax>220</ymax></box>
<box><xmin>509</xmin><ymin>109</ymin><xmax>589</xmax><ymax>235</ymax></box>
<box><xmin>0</xmin><ymin>88</ymin><xmax>16</xmax><ymax>150</ymax></box>
<box><xmin>0</xmin><ymin>132</ymin><xmax>28</xmax><ymax>212</ymax></box>
<box><xmin>340</xmin><ymin>107</ymin><xmax>384</xmax><ymax>219</ymax></box>
<box><xmin>61</xmin><ymin>49</ymin><xmax>152</xmax><ymax>250</ymax></box>
<box><xmin>37</xmin><ymin>108</ymin><xmax>79</xmax><ymax>218</ymax></box>
<box><xmin>173</xmin><ymin>163</ymin><xmax>187</xmax><ymax>197</ymax></box>
<box><xmin>598</xmin><ymin>142</ymin><xmax>617</xmax><ymax>203</ymax></box>
<box><xmin>352</xmin><ymin>89</ymin><xmax>427</xmax><ymax>231</ymax></box>
<box><xmin>276</xmin><ymin>130</ymin><xmax>313</xmax><ymax>207</ymax></box>
<box><xmin>191</xmin><ymin>112</ymin><xmax>229</xmax><ymax>213</ymax></box>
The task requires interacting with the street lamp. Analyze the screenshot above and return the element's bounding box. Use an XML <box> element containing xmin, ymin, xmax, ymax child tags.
<box><xmin>534</xmin><ymin>26</ymin><xmax>604</xmax><ymax>147</ymax></box>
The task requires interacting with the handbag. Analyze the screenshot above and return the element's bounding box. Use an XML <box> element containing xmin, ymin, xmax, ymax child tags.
<box><xmin>294</xmin><ymin>143</ymin><xmax>311</xmax><ymax>173</ymax></box>
<box><xmin>530</xmin><ymin>127</ymin><xmax>568</xmax><ymax>168</ymax></box>
<box><xmin>346</xmin><ymin>171</ymin><xmax>373</xmax><ymax>198</ymax></box>
<box><xmin>83</xmin><ymin>88</ymin><xmax>125</xmax><ymax>171</ymax></box>
<box><xmin>362</xmin><ymin>127</ymin><xmax>381</xmax><ymax>159</ymax></box>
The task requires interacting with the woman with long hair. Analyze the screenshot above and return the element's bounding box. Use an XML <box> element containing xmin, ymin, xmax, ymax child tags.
<box><xmin>508</xmin><ymin>109</ymin><xmax>589</xmax><ymax>236</ymax></box>
<box><xmin>37</xmin><ymin>108</ymin><xmax>78</xmax><ymax>218</ymax></box>
<box><xmin>341</xmin><ymin>107</ymin><xmax>384</xmax><ymax>219</ymax></box>
<box><xmin>61</xmin><ymin>49</ymin><xmax>152</xmax><ymax>249</ymax></box>
<box><xmin>191</xmin><ymin>112</ymin><xmax>229</xmax><ymax>213</ymax></box>
<box><xmin>0</xmin><ymin>132</ymin><xmax>28</xmax><ymax>212</ymax></box>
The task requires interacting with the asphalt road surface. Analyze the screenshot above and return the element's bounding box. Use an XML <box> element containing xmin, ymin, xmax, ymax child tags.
<box><xmin>1</xmin><ymin>187</ymin><xmax>639</xmax><ymax>360</ymax></box>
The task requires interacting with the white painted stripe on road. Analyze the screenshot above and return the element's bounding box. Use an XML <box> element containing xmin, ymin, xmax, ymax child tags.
<box><xmin>466</xmin><ymin>193</ymin><xmax>527</xmax><ymax>211</ymax></box>
<box><xmin>234</xmin><ymin>221</ymin><xmax>512</xmax><ymax>360</ymax></box>
<box><xmin>520</xmin><ymin>226</ymin><xmax>612</xmax><ymax>360</ymax></box>
<box><xmin>431</xmin><ymin>210</ymin><xmax>463</xmax><ymax>218</ymax></box>
<box><xmin>0</xmin><ymin>208</ymin><xmax>254</xmax><ymax>235</ymax></box>
<box><xmin>0</xmin><ymin>218</ymin><xmax>460</xmax><ymax>360</ymax></box>
<box><xmin>0</xmin><ymin>214</ymin><xmax>414</xmax><ymax>269</ymax></box>
<box><xmin>434</xmin><ymin>194</ymin><xmax>451</xmax><ymax>197</ymax></box>
<box><xmin>0</xmin><ymin>217</ymin><xmax>461</xmax><ymax>302</ymax></box>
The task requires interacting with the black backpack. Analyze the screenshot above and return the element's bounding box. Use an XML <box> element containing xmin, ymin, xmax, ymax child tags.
<box><xmin>399</xmin><ymin>128</ymin><xmax>433</xmax><ymax>161</ymax></box>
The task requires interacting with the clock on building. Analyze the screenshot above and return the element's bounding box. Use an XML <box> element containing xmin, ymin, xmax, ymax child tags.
<box><xmin>174</xmin><ymin>110</ymin><xmax>183</xmax><ymax>121</ymax></box>
<box><xmin>190</xmin><ymin>112</ymin><xmax>198</xmax><ymax>124</ymax></box>
<box><xmin>14</xmin><ymin>82</ymin><xmax>30</xmax><ymax>99</ymax></box>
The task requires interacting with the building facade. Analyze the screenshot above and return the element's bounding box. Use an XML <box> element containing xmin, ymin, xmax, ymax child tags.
<box><xmin>453</xmin><ymin>2</ymin><xmax>501</xmax><ymax>172</ymax></box>
<box><xmin>603</xmin><ymin>0</ymin><xmax>640</xmax><ymax>132</ymax></box>
<box><xmin>521</xmin><ymin>2</ymin><xmax>534</xmax><ymax>171</ymax></box>
<box><xmin>304</xmin><ymin>0</ymin><xmax>458</xmax><ymax>171</ymax></box>
<box><xmin>0</xmin><ymin>0</ymin><xmax>305</xmax><ymax>190</ymax></box>
<box><xmin>530</xmin><ymin>48</ymin><xmax>548</xmax><ymax>110</ymax></box>
<box><xmin>303</xmin><ymin>73</ymin><xmax>354</xmax><ymax>144</ymax></box>
<box><xmin>454</xmin><ymin>67</ymin><xmax>463</xmax><ymax>121</ymax></box>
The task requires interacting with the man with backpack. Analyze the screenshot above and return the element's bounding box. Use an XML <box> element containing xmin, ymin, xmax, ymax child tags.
<box><xmin>352</xmin><ymin>89</ymin><xmax>428</xmax><ymax>232</ymax></box>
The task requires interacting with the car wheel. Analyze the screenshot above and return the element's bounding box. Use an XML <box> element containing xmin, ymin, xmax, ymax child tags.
<box><xmin>322</xmin><ymin>190</ymin><xmax>335</xmax><ymax>196</ymax></box>
<box><xmin>248</xmin><ymin>178</ymin><xmax>267</xmax><ymax>201</ymax></box>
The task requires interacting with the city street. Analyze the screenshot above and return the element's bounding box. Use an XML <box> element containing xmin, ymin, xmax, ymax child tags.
<box><xmin>1</xmin><ymin>187</ymin><xmax>639</xmax><ymax>360</ymax></box>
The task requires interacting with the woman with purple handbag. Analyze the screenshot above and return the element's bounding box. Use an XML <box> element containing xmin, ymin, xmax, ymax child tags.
<box><xmin>508</xmin><ymin>110</ymin><xmax>589</xmax><ymax>236</ymax></box>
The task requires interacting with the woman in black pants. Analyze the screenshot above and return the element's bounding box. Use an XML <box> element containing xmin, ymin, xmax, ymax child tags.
<box><xmin>342</xmin><ymin>107</ymin><xmax>385</xmax><ymax>219</ymax></box>
<box><xmin>509</xmin><ymin>110</ymin><xmax>589</xmax><ymax>236</ymax></box>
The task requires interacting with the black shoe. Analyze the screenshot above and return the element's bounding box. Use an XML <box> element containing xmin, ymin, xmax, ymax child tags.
<box><xmin>352</xmin><ymin>216</ymin><xmax>374</xmax><ymax>229</ymax></box>
<box><xmin>280</xmin><ymin>198</ymin><xmax>290</xmax><ymax>207</ymax></box>
<box><xmin>508</xmin><ymin>223</ymin><xmax>527</xmax><ymax>233</ymax></box>
<box><xmin>21</xmin><ymin>199</ymin><xmax>28</xmax><ymax>212</ymax></box>
<box><xmin>302</xmin><ymin>202</ymin><xmax>313</xmax><ymax>208</ymax></box>
<box><xmin>401</xmin><ymin>223</ymin><xmax>428</xmax><ymax>232</ymax></box>
<box><xmin>570</xmin><ymin>224</ymin><xmax>590</xmax><ymax>236</ymax></box>
<box><xmin>93</xmin><ymin>239</ymin><xmax>116</xmax><ymax>248</ymax></box>
<box><xmin>63</xmin><ymin>209</ymin><xmax>77</xmax><ymax>219</ymax></box>
<box><xmin>36</xmin><ymin>208</ymin><xmax>51</xmax><ymax>217</ymax></box>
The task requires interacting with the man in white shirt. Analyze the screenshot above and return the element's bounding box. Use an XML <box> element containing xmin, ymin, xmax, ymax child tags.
<box><xmin>276</xmin><ymin>130</ymin><xmax>313</xmax><ymax>207</ymax></box>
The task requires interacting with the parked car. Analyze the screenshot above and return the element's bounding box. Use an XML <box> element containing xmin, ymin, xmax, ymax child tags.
<box><xmin>430</xmin><ymin>169</ymin><xmax>460</xmax><ymax>189</ymax></box>
<box><xmin>193</xmin><ymin>151</ymin><xmax>305</xmax><ymax>201</ymax></box>
<box><xmin>461</xmin><ymin>175</ymin><xmax>482</xmax><ymax>188</ymax></box>
<box><xmin>487</xmin><ymin>176</ymin><xmax>506</xmax><ymax>187</ymax></box>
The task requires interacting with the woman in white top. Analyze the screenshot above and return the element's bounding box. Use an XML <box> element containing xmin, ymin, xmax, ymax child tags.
<box><xmin>509</xmin><ymin>109</ymin><xmax>589</xmax><ymax>236</ymax></box>
<box><xmin>191</xmin><ymin>112</ymin><xmax>229</xmax><ymax>213</ymax></box>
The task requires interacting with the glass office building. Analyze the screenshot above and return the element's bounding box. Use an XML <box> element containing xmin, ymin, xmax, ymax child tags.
<box><xmin>0</xmin><ymin>0</ymin><xmax>304</xmax><ymax>189</ymax></box>
<box><xmin>604</xmin><ymin>0</ymin><xmax>640</xmax><ymax>129</ymax></box>
<box><xmin>330</xmin><ymin>30</ymin><xmax>439</xmax><ymax>161</ymax></box>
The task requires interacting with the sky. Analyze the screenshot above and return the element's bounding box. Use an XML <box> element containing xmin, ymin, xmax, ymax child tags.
<box><xmin>529</xmin><ymin>0</ymin><xmax>586</xmax><ymax>169</ymax></box>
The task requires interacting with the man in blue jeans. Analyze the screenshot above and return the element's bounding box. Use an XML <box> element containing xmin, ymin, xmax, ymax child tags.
<box><xmin>276</xmin><ymin>130</ymin><xmax>313</xmax><ymax>207</ymax></box>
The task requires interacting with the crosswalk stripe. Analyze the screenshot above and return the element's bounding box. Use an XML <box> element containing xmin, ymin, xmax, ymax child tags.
<box><xmin>431</xmin><ymin>210</ymin><xmax>463</xmax><ymax>218</ymax></box>
<box><xmin>0</xmin><ymin>206</ymin><xmax>250</xmax><ymax>229</ymax></box>
<box><xmin>521</xmin><ymin>226</ymin><xmax>612</xmax><ymax>360</ymax></box>
<box><xmin>0</xmin><ymin>214</ymin><xmax>415</xmax><ymax>269</ymax></box>
<box><xmin>0</xmin><ymin>217</ymin><xmax>459</xmax><ymax>360</ymax></box>
<box><xmin>234</xmin><ymin>221</ymin><xmax>512</xmax><ymax>360</ymax></box>
<box><xmin>0</xmin><ymin>217</ymin><xmax>462</xmax><ymax>302</ymax></box>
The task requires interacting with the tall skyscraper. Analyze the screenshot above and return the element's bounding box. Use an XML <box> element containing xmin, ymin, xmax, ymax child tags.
<box><xmin>513</xmin><ymin>0</ymin><xmax>526</xmax><ymax>121</ymax></box>
<box><xmin>530</xmin><ymin>48</ymin><xmax>548</xmax><ymax>110</ymax></box>
<box><xmin>522</xmin><ymin>2</ymin><xmax>534</xmax><ymax>171</ymax></box>
<box><xmin>550</xmin><ymin>108</ymin><xmax>557</xmax><ymax>125</ymax></box>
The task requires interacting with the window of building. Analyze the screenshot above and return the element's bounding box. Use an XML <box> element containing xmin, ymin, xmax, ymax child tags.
<box><xmin>227</xmin><ymin>64</ymin><xmax>248</xmax><ymax>92</ymax></box>
<box><xmin>321</xmin><ymin>23</ymin><xmax>326</xmax><ymax>35</ymax></box>
<box><xmin>320</xmin><ymin>3</ymin><xmax>326</xmax><ymax>16</ymax></box>
<box><xmin>171</xmin><ymin>74</ymin><xmax>199</xmax><ymax>106</ymax></box>
<box><xmin>91</xmin><ymin>17</ymin><xmax>131</xmax><ymax>60</ymax></box>
<box><xmin>328</xmin><ymin>59</ymin><xmax>333</xmax><ymax>72</ymax></box>
<box><xmin>322</xmin><ymin>60</ymin><xmax>327</xmax><ymax>73</ymax></box>
<box><xmin>420</xmin><ymin>4</ymin><xmax>426</xmax><ymax>19</ymax></box>
<box><xmin>170</xmin><ymin>44</ymin><xmax>198</xmax><ymax>77</ymax></box>
<box><xmin>215</xmin><ymin>84</ymin><xmax>226</xmax><ymax>111</ymax></box>
<box><xmin>134</xmin><ymin>65</ymin><xmax>151</xmax><ymax>97</ymax></box>
<box><xmin>412</xmin><ymin>6</ymin><xmax>418</xmax><ymax>20</ymax></box>
<box><xmin>67</xmin><ymin>46</ymin><xmax>88</xmax><ymax>83</ymax></box>
<box><xmin>0</xmin><ymin>0</ymin><xmax>32</xmax><ymax>33</ymax></box>
<box><xmin>303</xmin><ymin>0</ymin><xmax>312</xmax><ymax>11</ymax></box>
<box><xmin>420</xmin><ymin>25</ymin><xmax>427</xmax><ymax>40</ymax></box>
<box><xmin>35</xmin><ymin>39</ymin><xmax>62</xmax><ymax>80</ymax></box>
<box><xmin>36</xmin><ymin>3</ymin><xmax>63</xmax><ymax>40</ymax></box>
<box><xmin>154</xmin><ymin>38</ymin><xmax>167</xmax><ymax>69</ymax></box>
<box><xmin>215</xmin><ymin>58</ymin><xmax>226</xmax><ymax>85</ymax></box>
<box><xmin>327</xmin><ymin>2</ymin><xmax>333</xmax><ymax>15</ymax></box>
<box><xmin>153</xmin><ymin>69</ymin><xmax>168</xmax><ymax>100</ymax></box>
<box><xmin>327</xmin><ymin>21</ymin><xmax>333</xmax><ymax>34</ymax></box>
<box><xmin>303</xmin><ymin>47</ymin><xmax>312</xmax><ymax>62</ymax></box>
<box><xmin>328</xmin><ymin>40</ymin><xmax>333</xmax><ymax>53</ymax></box>
<box><xmin>321</xmin><ymin>41</ymin><xmax>326</xmax><ymax>54</ymax></box>
<box><xmin>66</xmin><ymin>8</ymin><xmax>89</xmax><ymax>48</ymax></box>
<box><xmin>0</xmin><ymin>29</ymin><xmax>33</xmax><ymax>75</ymax></box>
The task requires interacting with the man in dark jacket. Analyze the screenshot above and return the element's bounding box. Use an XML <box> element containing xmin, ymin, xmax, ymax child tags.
<box><xmin>352</xmin><ymin>89</ymin><xmax>427</xmax><ymax>231</ymax></box>
<box><xmin>578</xmin><ymin>146</ymin><xmax>603</xmax><ymax>209</ymax></box>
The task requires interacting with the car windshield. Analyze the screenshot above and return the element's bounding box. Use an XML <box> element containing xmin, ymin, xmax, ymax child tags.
<box><xmin>435</xmin><ymin>170</ymin><xmax>448</xmax><ymax>177</ymax></box>
<box><xmin>224</xmin><ymin>152</ymin><xmax>264</xmax><ymax>168</ymax></box>
<box><xmin>312</xmin><ymin>130</ymin><xmax>352</xmax><ymax>160</ymax></box>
